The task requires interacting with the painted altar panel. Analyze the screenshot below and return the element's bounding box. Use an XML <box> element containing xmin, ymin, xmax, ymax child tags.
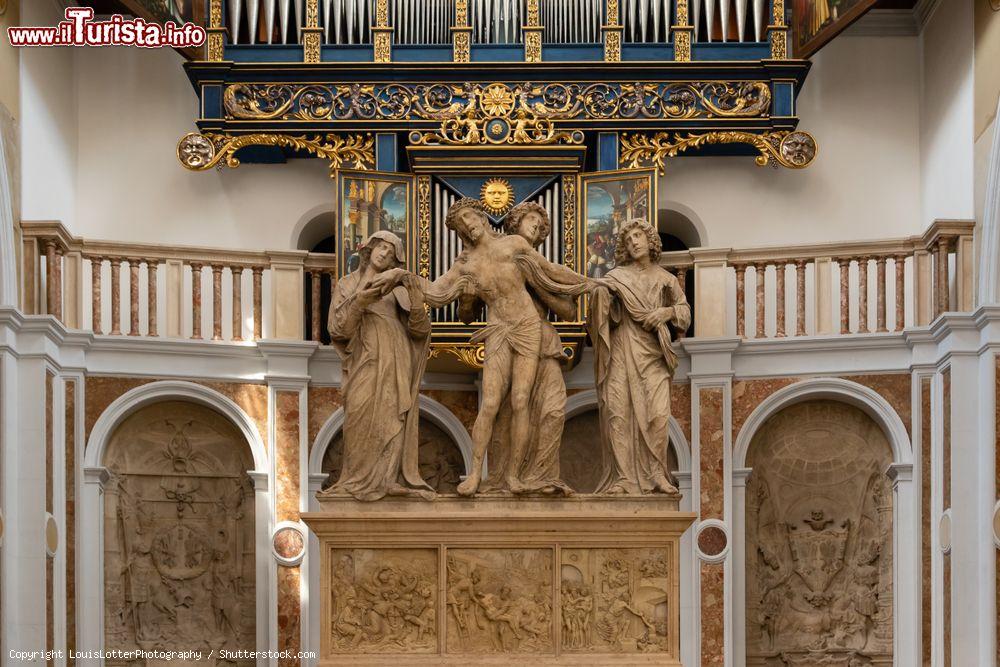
<box><xmin>337</xmin><ymin>170</ymin><xmax>415</xmax><ymax>276</ymax></box>
<box><xmin>580</xmin><ymin>169</ymin><xmax>656</xmax><ymax>278</ymax></box>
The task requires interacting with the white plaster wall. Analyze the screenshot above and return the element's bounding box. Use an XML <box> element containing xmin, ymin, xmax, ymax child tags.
<box><xmin>19</xmin><ymin>0</ymin><xmax>78</xmax><ymax>229</ymax></box>
<box><xmin>664</xmin><ymin>34</ymin><xmax>923</xmax><ymax>247</ymax></box>
<box><xmin>24</xmin><ymin>28</ymin><xmax>925</xmax><ymax>251</ymax></box>
<box><xmin>919</xmin><ymin>0</ymin><xmax>975</xmax><ymax>224</ymax></box>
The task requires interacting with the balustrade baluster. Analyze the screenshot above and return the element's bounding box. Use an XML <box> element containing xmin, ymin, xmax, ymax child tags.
<box><xmin>894</xmin><ymin>255</ymin><xmax>905</xmax><ymax>332</ymax></box>
<box><xmin>875</xmin><ymin>256</ymin><xmax>888</xmax><ymax>333</ymax></box>
<box><xmin>147</xmin><ymin>260</ymin><xmax>158</xmax><ymax>337</ymax></box>
<box><xmin>755</xmin><ymin>263</ymin><xmax>766</xmax><ymax>338</ymax></box>
<box><xmin>839</xmin><ymin>258</ymin><xmax>850</xmax><ymax>334</ymax></box>
<box><xmin>43</xmin><ymin>240</ymin><xmax>62</xmax><ymax>321</ymax></box>
<box><xmin>311</xmin><ymin>270</ymin><xmax>322</xmax><ymax>342</ymax></box>
<box><xmin>128</xmin><ymin>258</ymin><xmax>140</xmax><ymax>335</ymax></box>
<box><xmin>857</xmin><ymin>256</ymin><xmax>869</xmax><ymax>333</ymax></box>
<box><xmin>936</xmin><ymin>237</ymin><xmax>950</xmax><ymax>315</ymax></box>
<box><xmin>232</xmin><ymin>266</ymin><xmax>243</xmax><ymax>341</ymax></box>
<box><xmin>795</xmin><ymin>260</ymin><xmax>806</xmax><ymax>336</ymax></box>
<box><xmin>252</xmin><ymin>266</ymin><xmax>263</xmax><ymax>341</ymax></box>
<box><xmin>53</xmin><ymin>246</ymin><xmax>64</xmax><ymax>322</ymax></box>
<box><xmin>212</xmin><ymin>265</ymin><xmax>223</xmax><ymax>341</ymax></box>
<box><xmin>191</xmin><ymin>262</ymin><xmax>203</xmax><ymax>339</ymax></box>
<box><xmin>735</xmin><ymin>263</ymin><xmax>746</xmax><ymax>337</ymax></box>
<box><xmin>110</xmin><ymin>258</ymin><xmax>122</xmax><ymax>335</ymax></box>
<box><xmin>775</xmin><ymin>262</ymin><xmax>786</xmax><ymax>338</ymax></box>
<box><xmin>90</xmin><ymin>256</ymin><xmax>103</xmax><ymax>334</ymax></box>
<box><xmin>676</xmin><ymin>268</ymin><xmax>688</xmax><ymax>339</ymax></box>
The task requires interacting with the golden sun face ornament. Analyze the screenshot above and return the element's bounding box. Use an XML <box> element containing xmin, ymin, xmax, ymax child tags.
<box><xmin>480</xmin><ymin>178</ymin><xmax>514</xmax><ymax>215</ymax></box>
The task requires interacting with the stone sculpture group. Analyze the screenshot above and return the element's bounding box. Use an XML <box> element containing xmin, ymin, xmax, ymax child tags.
<box><xmin>324</xmin><ymin>197</ymin><xmax>691</xmax><ymax>500</ymax></box>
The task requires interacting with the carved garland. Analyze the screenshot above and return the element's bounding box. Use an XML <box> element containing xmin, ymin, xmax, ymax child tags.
<box><xmin>176</xmin><ymin>132</ymin><xmax>375</xmax><ymax>175</ymax></box>
<box><xmin>429</xmin><ymin>344</ymin><xmax>487</xmax><ymax>369</ymax></box>
<box><xmin>620</xmin><ymin>130</ymin><xmax>818</xmax><ymax>172</ymax></box>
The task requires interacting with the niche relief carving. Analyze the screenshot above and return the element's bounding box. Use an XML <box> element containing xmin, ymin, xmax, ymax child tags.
<box><xmin>560</xmin><ymin>547</ymin><xmax>672</xmax><ymax>653</ymax></box>
<box><xmin>323</xmin><ymin>418</ymin><xmax>467</xmax><ymax>494</ymax></box>
<box><xmin>745</xmin><ymin>400</ymin><xmax>893</xmax><ymax>666</ymax></box>
<box><xmin>446</xmin><ymin>548</ymin><xmax>553</xmax><ymax>653</ymax></box>
<box><xmin>102</xmin><ymin>401</ymin><xmax>256</xmax><ymax>663</ymax></box>
<box><xmin>328</xmin><ymin>548</ymin><xmax>438</xmax><ymax>653</ymax></box>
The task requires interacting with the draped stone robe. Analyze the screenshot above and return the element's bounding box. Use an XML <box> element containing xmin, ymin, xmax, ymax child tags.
<box><xmin>326</xmin><ymin>271</ymin><xmax>433</xmax><ymax>501</ymax></box>
<box><xmin>588</xmin><ymin>264</ymin><xmax>691</xmax><ymax>495</ymax></box>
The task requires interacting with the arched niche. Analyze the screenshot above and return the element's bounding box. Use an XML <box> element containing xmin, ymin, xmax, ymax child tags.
<box><xmin>560</xmin><ymin>392</ymin><xmax>686</xmax><ymax>494</ymax></box>
<box><xmin>744</xmin><ymin>399</ymin><xmax>893</xmax><ymax>665</ymax></box>
<box><xmin>657</xmin><ymin>203</ymin><xmax>706</xmax><ymax>250</ymax></box>
<box><xmin>293</xmin><ymin>207</ymin><xmax>336</xmax><ymax>252</ymax></box>
<box><xmin>101</xmin><ymin>400</ymin><xmax>257</xmax><ymax>656</ymax></box>
<box><xmin>320</xmin><ymin>416</ymin><xmax>469</xmax><ymax>495</ymax></box>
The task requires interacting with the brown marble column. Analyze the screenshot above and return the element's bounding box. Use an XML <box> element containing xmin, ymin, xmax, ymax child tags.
<box><xmin>212</xmin><ymin>265</ymin><xmax>223</xmax><ymax>341</ymax></box>
<box><xmin>735</xmin><ymin>264</ymin><xmax>746</xmax><ymax>338</ymax></box>
<box><xmin>876</xmin><ymin>256</ymin><xmax>888</xmax><ymax>333</ymax></box>
<box><xmin>44</xmin><ymin>240</ymin><xmax>57</xmax><ymax>319</ymax></box>
<box><xmin>936</xmin><ymin>237</ymin><xmax>950</xmax><ymax>316</ymax></box>
<box><xmin>839</xmin><ymin>258</ymin><xmax>850</xmax><ymax>334</ymax></box>
<box><xmin>147</xmin><ymin>260</ymin><xmax>158</xmax><ymax>337</ymax></box>
<box><xmin>895</xmin><ymin>255</ymin><xmax>905</xmax><ymax>332</ymax></box>
<box><xmin>775</xmin><ymin>263</ymin><xmax>786</xmax><ymax>338</ymax></box>
<box><xmin>677</xmin><ymin>268</ymin><xmax>688</xmax><ymax>339</ymax></box>
<box><xmin>190</xmin><ymin>263</ymin><xmax>203</xmax><ymax>339</ymax></box>
<box><xmin>857</xmin><ymin>256</ymin><xmax>869</xmax><ymax>334</ymax></box>
<box><xmin>795</xmin><ymin>260</ymin><xmax>807</xmax><ymax>336</ymax></box>
<box><xmin>252</xmin><ymin>266</ymin><xmax>263</xmax><ymax>341</ymax></box>
<box><xmin>698</xmin><ymin>386</ymin><xmax>726</xmax><ymax>666</ymax></box>
<box><xmin>232</xmin><ymin>267</ymin><xmax>243</xmax><ymax>341</ymax></box>
<box><xmin>52</xmin><ymin>247</ymin><xmax>64</xmax><ymax>323</ymax></box>
<box><xmin>90</xmin><ymin>257</ymin><xmax>103</xmax><ymax>335</ymax></box>
<box><xmin>754</xmin><ymin>263</ymin><xmax>766</xmax><ymax>338</ymax></box>
<box><xmin>127</xmin><ymin>258</ymin><xmax>140</xmax><ymax>336</ymax></box>
<box><xmin>109</xmin><ymin>259</ymin><xmax>122</xmax><ymax>336</ymax></box>
<box><xmin>276</xmin><ymin>390</ymin><xmax>302</xmax><ymax>666</ymax></box>
<box><xmin>310</xmin><ymin>270</ymin><xmax>321</xmax><ymax>342</ymax></box>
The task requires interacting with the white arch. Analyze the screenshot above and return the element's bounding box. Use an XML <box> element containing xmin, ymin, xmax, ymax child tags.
<box><xmin>563</xmin><ymin>388</ymin><xmax>691</xmax><ymax>471</ymax></box>
<box><xmin>733</xmin><ymin>377</ymin><xmax>912</xmax><ymax>468</ymax></box>
<box><xmin>661</xmin><ymin>199</ymin><xmax>708</xmax><ymax>248</ymax></box>
<box><xmin>290</xmin><ymin>203</ymin><xmax>336</xmax><ymax>251</ymax></box>
<box><xmin>85</xmin><ymin>380</ymin><xmax>268</xmax><ymax>471</ymax></box>
<box><xmin>307</xmin><ymin>394</ymin><xmax>475</xmax><ymax>477</ymax></box>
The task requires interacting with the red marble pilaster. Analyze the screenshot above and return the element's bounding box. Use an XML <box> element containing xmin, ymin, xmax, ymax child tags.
<box><xmin>698</xmin><ymin>386</ymin><xmax>725</xmax><ymax>667</ymax></box>
<box><xmin>942</xmin><ymin>368</ymin><xmax>951</xmax><ymax>666</ymax></box>
<box><xmin>276</xmin><ymin>390</ymin><xmax>302</xmax><ymax>666</ymax></box>
<box><xmin>45</xmin><ymin>371</ymin><xmax>54</xmax><ymax>667</ymax></box>
<box><xmin>921</xmin><ymin>376</ymin><xmax>932</xmax><ymax>666</ymax></box>
<box><xmin>64</xmin><ymin>378</ymin><xmax>77</xmax><ymax>665</ymax></box>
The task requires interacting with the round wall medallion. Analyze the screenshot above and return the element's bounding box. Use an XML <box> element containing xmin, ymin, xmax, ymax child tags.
<box><xmin>45</xmin><ymin>513</ymin><xmax>58</xmax><ymax>558</ymax></box>
<box><xmin>272</xmin><ymin>521</ymin><xmax>307</xmax><ymax>566</ymax></box>
<box><xmin>696</xmin><ymin>520</ymin><xmax>730</xmax><ymax>563</ymax></box>
<box><xmin>939</xmin><ymin>509</ymin><xmax>952</xmax><ymax>555</ymax></box>
<box><xmin>992</xmin><ymin>500</ymin><xmax>1000</xmax><ymax>549</ymax></box>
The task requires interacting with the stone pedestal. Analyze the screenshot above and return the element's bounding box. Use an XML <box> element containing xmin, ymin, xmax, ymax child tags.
<box><xmin>303</xmin><ymin>496</ymin><xmax>695</xmax><ymax>665</ymax></box>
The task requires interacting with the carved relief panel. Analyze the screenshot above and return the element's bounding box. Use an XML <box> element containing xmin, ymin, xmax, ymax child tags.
<box><xmin>745</xmin><ymin>400</ymin><xmax>893</xmax><ymax>666</ymax></box>
<box><xmin>560</xmin><ymin>547</ymin><xmax>672</xmax><ymax>654</ymax></box>
<box><xmin>323</xmin><ymin>418</ymin><xmax>467</xmax><ymax>494</ymax></box>
<box><xmin>326</xmin><ymin>548</ymin><xmax>438</xmax><ymax>654</ymax></box>
<box><xmin>446</xmin><ymin>548</ymin><xmax>553</xmax><ymax>654</ymax></box>
<box><xmin>102</xmin><ymin>401</ymin><xmax>256</xmax><ymax>663</ymax></box>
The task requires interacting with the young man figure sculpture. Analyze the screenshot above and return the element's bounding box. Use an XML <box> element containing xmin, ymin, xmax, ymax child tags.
<box><xmin>372</xmin><ymin>198</ymin><xmax>594</xmax><ymax>495</ymax></box>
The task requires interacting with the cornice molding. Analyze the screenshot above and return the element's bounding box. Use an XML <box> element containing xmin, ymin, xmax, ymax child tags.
<box><xmin>846</xmin><ymin>9</ymin><xmax>918</xmax><ymax>36</ymax></box>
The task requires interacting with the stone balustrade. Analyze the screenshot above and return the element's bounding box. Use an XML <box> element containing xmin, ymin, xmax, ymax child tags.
<box><xmin>20</xmin><ymin>219</ymin><xmax>974</xmax><ymax>343</ymax></box>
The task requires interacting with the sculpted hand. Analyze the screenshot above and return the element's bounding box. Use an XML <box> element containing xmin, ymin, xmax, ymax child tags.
<box><xmin>369</xmin><ymin>268</ymin><xmax>408</xmax><ymax>294</ymax></box>
<box><xmin>356</xmin><ymin>286</ymin><xmax>383</xmax><ymax>306</ymax></box>
<box><xmin>586</xmin><ymin>278</ymin><xmax>612</xmax><ymax>294</ymax></box>
<box><xmin>641</xmin><ymin>306</ymin><xmax>674</xmax><ymax>331</ymax></box>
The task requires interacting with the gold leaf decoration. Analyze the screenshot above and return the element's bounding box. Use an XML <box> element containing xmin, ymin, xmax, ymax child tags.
<box><xmin>619</xmin><ymin>130</ymin><xmax>817</xmax><ymax>172</ymax></box>
<box><xmin>176</xmin><ymin>132</ymin><xmax>375</xmax><ymax>176</ymax></box>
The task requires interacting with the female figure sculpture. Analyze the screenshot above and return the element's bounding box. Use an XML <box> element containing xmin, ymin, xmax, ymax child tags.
<box><xmin>588</xmin><ymin>219</ymin><xmax>691</xmax><ymax>495</ymax></box>
<box><xmin>325</xmin><ymin>230</ymin><xmax>433</xmax><ymax>501</ymax></box>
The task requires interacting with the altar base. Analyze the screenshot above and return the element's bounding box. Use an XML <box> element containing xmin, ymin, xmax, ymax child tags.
<box><xmin>303</xmin><ymin>495</ymin><xmax>695</xmax><ymax>665</ymax></box>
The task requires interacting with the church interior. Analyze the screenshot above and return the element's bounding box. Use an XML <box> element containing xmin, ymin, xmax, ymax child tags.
<box><xmin>0</xmin><ymin>0</ymin><xmax>999</xmax><ymax>664</ymax></box>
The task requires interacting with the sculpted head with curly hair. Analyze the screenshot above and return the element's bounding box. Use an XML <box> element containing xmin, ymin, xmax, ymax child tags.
<box><xmin>613</xmin><ymin>219</ymin><xmax>662</xmax><ymax>266</ymax></box>
<box><xmin>445</xmin><ymin>197</ymin><xmax>496</xmax><ymax>246</ymax></box>
<box><xmin>504</xmin><ymin>201</ymin><xmax>550</xmax><ymax>248</ymax></box>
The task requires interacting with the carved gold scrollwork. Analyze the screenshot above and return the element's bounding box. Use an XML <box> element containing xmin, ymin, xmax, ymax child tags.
<box><xmin>222</xmin><ymin>81</ymin><xmax>772</xmax><ymax>123</ymax></box>
<box><xmin>417</xmin><ymin>176</ymin><xmax>432</xmax><ymax>279</ymax></box>
<box><xmin>428</xmin><ymin>344</ymin><xmax>487</xmax><ymax>369</ymax></box>
<box><xmin>620</xmin><ymin>130</ymin><xmax>817</xmax><ymax>172</ymax></box>
<box><xmin>176</xmin><ymin>132</ymin><xmax>375</xmax><ymax>175</ymax></box>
